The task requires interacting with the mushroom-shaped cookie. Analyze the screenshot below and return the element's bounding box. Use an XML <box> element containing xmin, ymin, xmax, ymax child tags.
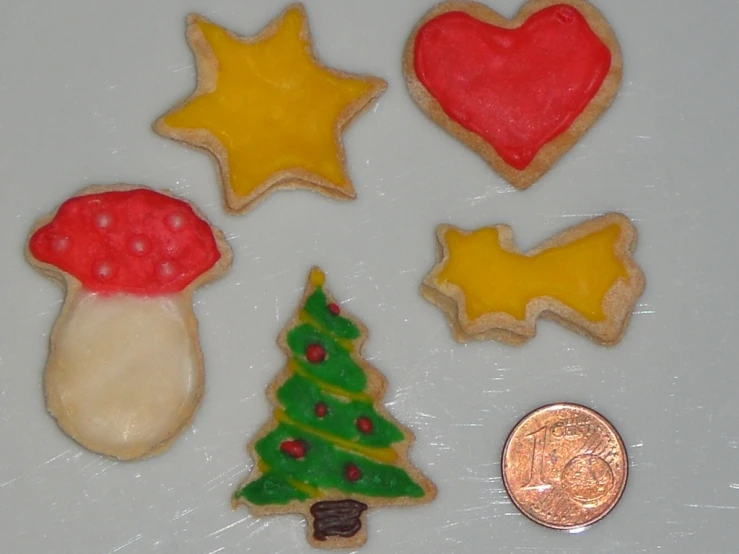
<box><xmin>27</xmin><ymin>186</ymin><xmax>232</xmax><ymax>460</ymax></box>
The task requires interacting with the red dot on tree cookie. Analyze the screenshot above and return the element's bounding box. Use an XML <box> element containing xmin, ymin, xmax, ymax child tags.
<box><xmin>314</xmin><ymin>402</ymin><xmax>328</xmax><ymax>418</ymax></box>
<box><xmin>305</xmin><ymin>344</ymin><xmax>326</xmax><ymax>364</ymax></box>
<box><xmin>344</xmin><ymin>463</ymin><xmax>362</xmax><ymax>482</ymax></box>
<box><xmin>280</xmin><ymin>439</ymin><xmax>307</xmax><ymax>459</ymax></box>
<box><xmin>356</xmin><ymin>416</ymin><xmax>373</xmax><ymax>434</ymax></box>
<box><xmin>327</xmin><ymin>303</ymin><xmax>340</xmax><ymax>316</ymax></box>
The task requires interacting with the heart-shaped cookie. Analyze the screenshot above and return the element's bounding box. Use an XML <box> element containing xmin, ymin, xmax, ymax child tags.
<box><xmin>403</xmin><ymin>0</ymin><xmax>622</xmax><ymax>189</ymax></box>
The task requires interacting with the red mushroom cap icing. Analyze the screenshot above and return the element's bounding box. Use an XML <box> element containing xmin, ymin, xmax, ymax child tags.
<box><xmin>29</xmin><ymin>189</ymin><xmax>222</xmax><ymax>295</ymax></box>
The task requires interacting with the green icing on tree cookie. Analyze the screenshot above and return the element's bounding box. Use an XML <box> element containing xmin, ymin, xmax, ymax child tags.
<box><xmin>235</xmin><ymin>471</ymin><xmax>309</xmax><ymax>505</ymax></box>
<box><xmin>303</xmin><ymin>287</ymin><xmax>360</xmax><ymax>340</ymax></box>
<box><xmin>253</xmin><ymin>423</ymin><xmax>424</xmax><ymax>499</ymax></box>
<box><xmin>277</xmin><ymin>374</ymin><xmax>405</xmax><ymax>448</ymax></box>
<box><xmin>286</xmin><ymin>323</ymin><xmax>367</xmax><ymax>393</ymax></box>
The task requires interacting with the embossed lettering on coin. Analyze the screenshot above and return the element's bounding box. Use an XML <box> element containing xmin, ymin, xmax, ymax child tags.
<box><xmin>501</xmin><ymin>403</ymin><xmax>627</xmax><ymax>530</ymax></box>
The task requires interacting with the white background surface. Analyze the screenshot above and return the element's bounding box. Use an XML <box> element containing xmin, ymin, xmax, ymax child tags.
<box><xmin>1</xmin><ymin>0</ymin><xmax>737</xmax><ymax>552</ymax></box>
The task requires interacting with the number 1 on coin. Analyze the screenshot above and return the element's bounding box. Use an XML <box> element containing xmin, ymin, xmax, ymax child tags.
<box><xmin>522</xmin><ymin>426</ymin><xmax>551</xmax><ymax>492</ymax></box>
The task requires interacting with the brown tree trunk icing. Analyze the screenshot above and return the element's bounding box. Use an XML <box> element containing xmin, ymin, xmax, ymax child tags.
<box><xmin>310</xmin><ymin>500</ymin><xmax>368</xmax><ymax>541</ymax></box>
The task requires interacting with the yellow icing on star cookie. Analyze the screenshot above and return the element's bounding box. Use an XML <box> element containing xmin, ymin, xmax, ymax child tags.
<box><xmin>437</xmin><ymin>224</ymin><xmax>628</xmax><ymax>322</ymax></box>
<box><xmin>156</xmin><ymin>6</ymin><xmax>385</xmax><ymax>213</ymax></box>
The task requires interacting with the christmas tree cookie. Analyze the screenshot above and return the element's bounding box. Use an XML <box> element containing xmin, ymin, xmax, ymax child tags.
<box><xmin>422</xmin><ymin>213</ymin><xmax>645</xmax><ymax>345</ymax></box>
<box><xmin>233</xmin><ymin>268</ymin><xmax>435</xmax><ymax>548</ymax></box>
<box><xmin>154</xmin><ymin>4</ymin><xmax>386</xmax><ymax>214</ymax></box>
<box><xmin>26</xmin><ymin>186</ymin><xmax>232</xmax><ymax>460</ymax></box>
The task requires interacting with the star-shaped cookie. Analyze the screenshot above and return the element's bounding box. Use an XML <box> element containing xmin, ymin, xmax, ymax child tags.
<box><xmin>421</xmin><ymin>213</ymin><xmax>645</xmax><ymax>346</ymax></box>
<box><xmin>154</xmin><ymin>4</ymin><xmax>386</xmax><ymax>214</ymax></box>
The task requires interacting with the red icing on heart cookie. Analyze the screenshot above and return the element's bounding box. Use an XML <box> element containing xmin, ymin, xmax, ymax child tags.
<box><xmin>413</xmin><ymin>4</ymin><xmax>612</xmax><ymax>171</ymax></box>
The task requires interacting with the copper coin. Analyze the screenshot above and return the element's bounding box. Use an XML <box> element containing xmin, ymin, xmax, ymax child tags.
<box><xmin>501</xmin><ymin>403</ymin><xmax>627</xmax><ymax>530</ymax></box>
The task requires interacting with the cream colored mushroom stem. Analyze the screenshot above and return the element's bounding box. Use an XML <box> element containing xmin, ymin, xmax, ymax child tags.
<box><xmin>44</xmin><ymin>288</ymin><xmax>203</xmax><ymax>460</ymax></box>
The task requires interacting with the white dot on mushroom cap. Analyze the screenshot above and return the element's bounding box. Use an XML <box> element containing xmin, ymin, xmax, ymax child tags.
<box><xmin>93</xmin><ymin>260</ymin><xmax>115</xmax><ymax>281</ymax></box>
<box><xmin>129</xmin><ymin>235</ymin><xmax>151</xmax><ymax>256</ymax></box>
<box><xmin>95</xmin><ymin>212</ymin><xmax>113</xmax><ymax>230</ymax></box>
<box><xmin>157</xmin><ymin>261</ymin><xmax>177</xmax><ymax>282</ymax></box>
<box><xmin>51</xmin><ymin>235</ymin><xmax>70</xmax><ymax>253</ymax></box>
<box><xmin>166</xmin><ymin>212</ymin><xmax>185</xmax><ymax>231</ymax></box>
